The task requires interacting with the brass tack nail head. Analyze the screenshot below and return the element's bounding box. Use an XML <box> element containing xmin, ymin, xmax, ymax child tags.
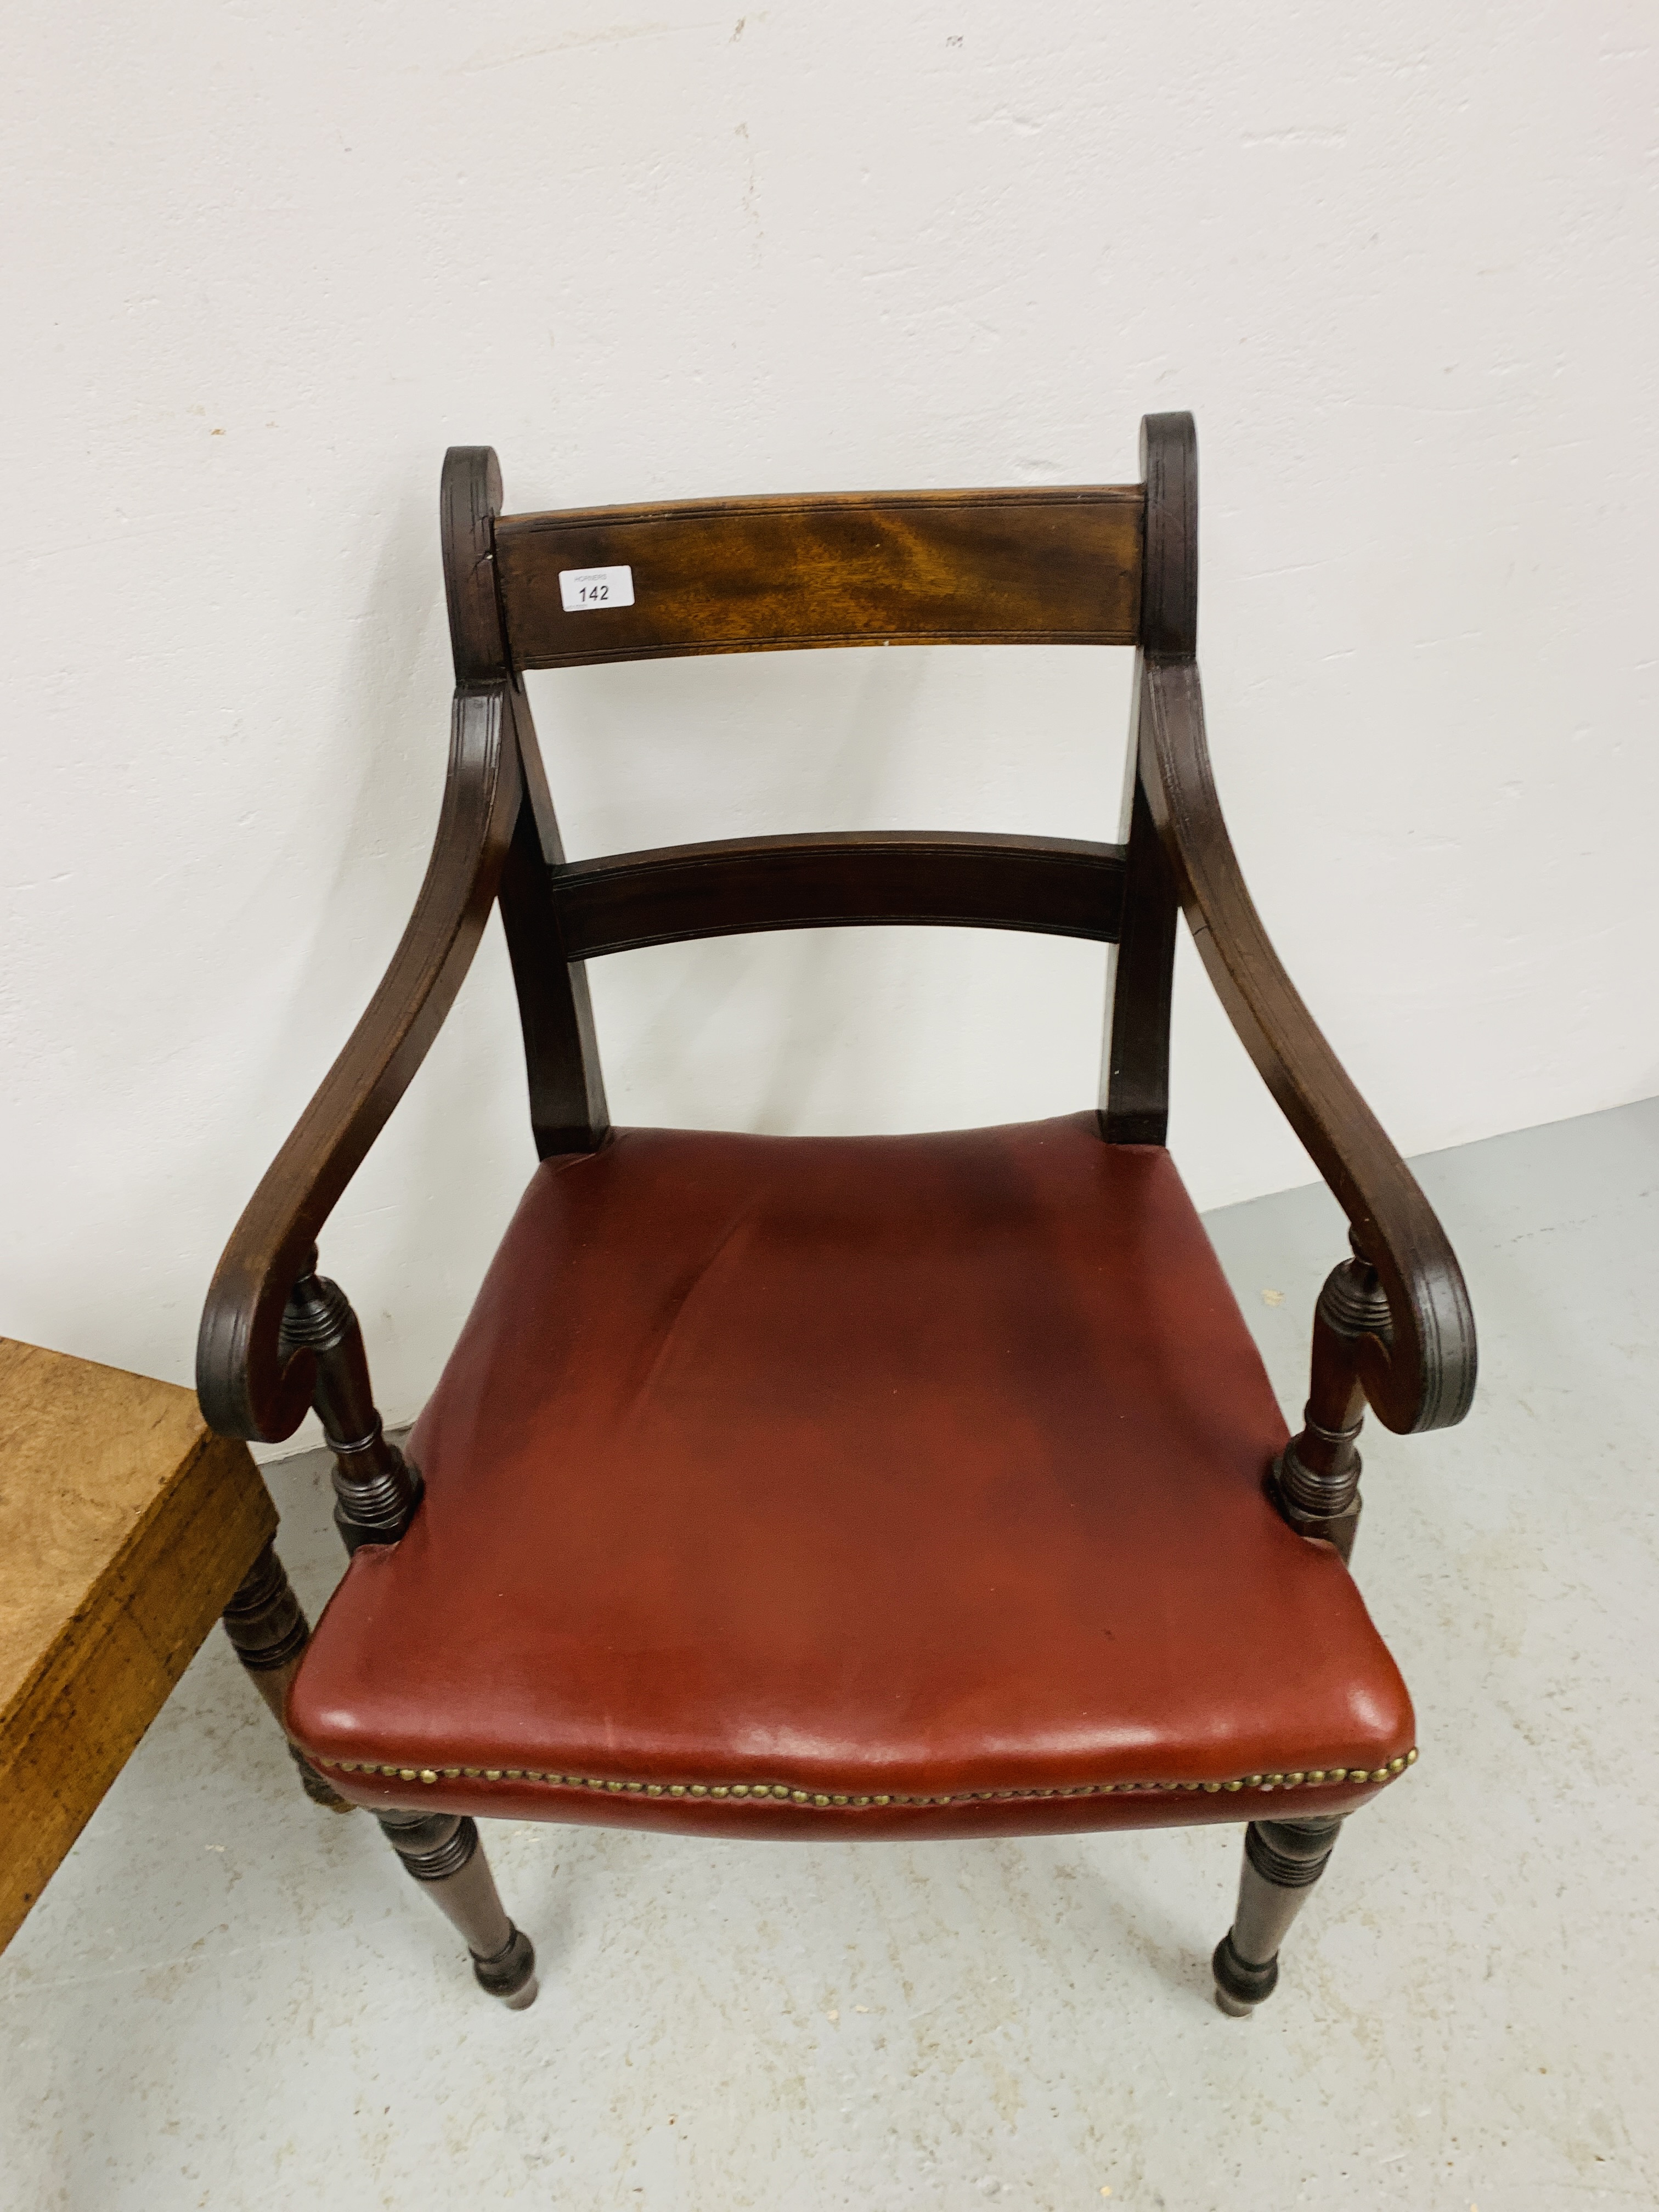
<box><xmin>1406</xmin><ymin>1747</ymin><xmax>1419</xmax><ymax>1765</ymax></box>
<box><xmin>1389</xmin><ymin>1756</ymin><xmax>1406</xmax><ymax>1774</ymax></box>
<box><xmin>1370</xmin><ymin>1767</ymin><xmax>1389</xmax><ymax>1783</ymax></box>
<box><xmin>731</xmin><ymin>1785</ymin><xmax>750</xmax><ymax>1798</ymax></box>
<box><xmin>646</xmin><ymin>1784</ymin><xmax>663</xmax><ymax>1796</ymax></box>
<box><xmin>1285</xmin><ymin>1773</ymin><xmax>1305</xmax><ymax>1786</ymax></box>
<box><xmin>398</xmin><ymin>1768</ymin><xmax>417</xmax><ymax>1782</ymax></box>
<box><xmin>1307</xmin><ymin>1769</ymin><xmax>1325</xmax><ymax>1784</ymax></box>
<box><xmin>791</xmin><ymin>1790</ymin><xmax>809</xmax><ymax>1804</ymax></box>
<box><xmin>814</xmin><ymin>1795</ymin><xmax>830</xmax><ymax>1807</ymax></box>
<box><xmin>690</xmin><ymin>1785</ymin><xmax>707</xmax><ymax>1797</ymax></box>
<box><xmin>625</xmin><ymin>1780</ymin><xmax>643</xmax><ymax>1792</ymax></box>
<box><xmin>710</xmin><ymin>1786</ymin><xmax>729</xmax><ymax>1798</ymax></box>
<box><xmin>1245</xmin><ymin>1775</ymin><xmax>1263</xmax><ymax>1787</ymax></box>
<box><xmin>419</xmin><ymin>1770</ymin><xmax>438</xmax><ymax>1785</ymax></box>
<box><xmin>873</xmin><ymin>1795</ymin><xmax>891</xmax><ymax>1805</ymax></box>
<box><xmin>605</xmin><ymin>1779</ymin><xmax>623</xmax><ymax>1791</ymax></box>
<box><xmin>832</xmin><ymin>1794</ymin><xmax>848</xmax><ymax>1805</ymax></box>
<box><xmin>1202</xmin><ymin>1781</ymin><xmax>1221</xmax><ymax>1793</ymax></box>
<box><xmin>484</xmin><ymin>1769</ymin><xmax>502</xmax><ymax>1781</ymax></box>
<box><xmin>669</xmin><ymin>1784</ymin><xmax>685</xmax><ymax>1796</ymax></box>
<box><xmin>1223</xmin><ymin>1780</ymin><xmax>1242</xmax><ymax>1792</ymax></box>
<box><xmin>853</xmin><ymin>1796</ymin><xmax>870</xmax><ymax>1807</ymax></box>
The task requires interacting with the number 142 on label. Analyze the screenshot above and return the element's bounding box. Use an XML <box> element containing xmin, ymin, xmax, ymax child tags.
<box><xmin>558</xmin><ymin>565</ymin><xmax>635</xmax><ymax>612</ymax></box>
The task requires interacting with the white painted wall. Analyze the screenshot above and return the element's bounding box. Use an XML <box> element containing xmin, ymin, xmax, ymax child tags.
<box><xmin>4</xmin><ymin>2</ymin><xmax>1656</xmax><ymax>1446</ymax></box>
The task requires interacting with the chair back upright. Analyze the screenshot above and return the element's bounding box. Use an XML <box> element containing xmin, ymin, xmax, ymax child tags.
<box><xmin>443</xmin><ymin>416</ymin><xmax>1198</xmax><ymax>1156</ymax></box>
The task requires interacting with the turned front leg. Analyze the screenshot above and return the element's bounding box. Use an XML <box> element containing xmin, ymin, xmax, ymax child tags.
<box><xmin>1271</xmin><ymin>1240</ymin><xmax>1394</xmax><ymax>1564</ymax></box>
<box><xmin>220</xmin><ymin>1541</ymin><xmax>353</xmax><ymax>1812</ymax></box>
<box><xmin>378</xmin><ymin>1810</ymin><xmax>539</xmax><ymax>2009</ymax></box>
<box><xmin>276</xmin><ymin>1255</ymin><xmax>539</xmax><ymax>2007</ymax></box>
<box><xmin>280</xmin><ymin>1252</ymin><xmax>423</xmax><ymax>1553</ymax></box>
<box><xmin>1212</xmin><ymin>1815</ymin><xmax>1343</xmax><ymax>2016</ymax></box>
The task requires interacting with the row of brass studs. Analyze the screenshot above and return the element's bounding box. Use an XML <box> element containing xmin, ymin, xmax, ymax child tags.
<box><xmin>315</xmin><ymin>1747</ymin><xmax>1417</xmax><ymax>1805</ymax></box>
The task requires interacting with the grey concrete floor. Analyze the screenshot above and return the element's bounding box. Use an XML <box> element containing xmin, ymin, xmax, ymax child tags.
<box><xmin>4</xmin><ymin>1101</ymin><xmax>1657</xmax><ymax>2209</ymax></box>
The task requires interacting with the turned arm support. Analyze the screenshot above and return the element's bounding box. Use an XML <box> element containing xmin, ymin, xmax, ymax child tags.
<box><xmin>1136</xmin><ymin>653</ymin><xmax>1476</xmax><ymax>1535</ymax></box>
<box><xmin>195</xmin><ymin>685</ymin><xmax>522</xmax><ymax>1457</ymax></box>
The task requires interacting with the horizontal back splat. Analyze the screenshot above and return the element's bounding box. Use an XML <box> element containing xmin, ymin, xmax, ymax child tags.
<box><xmin>495</xmin><ymin>485</ymin><xmax>1143</xmax><ymax>666</ymax></box>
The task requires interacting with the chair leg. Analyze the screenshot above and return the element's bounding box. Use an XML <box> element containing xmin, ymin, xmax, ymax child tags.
<box><xmin>274</xmin><ymin>1261</ymin><xmax>537</xmax><ymax>2006</ymax></box>
<box><xmin>377</xmin><ymin>1810</ymin><xmax>539</xmax><ymax>2010</ymax></box>
<box><xmin>1212</xmin><ymin>1814</ymin><xmax>1343</xmax><ymax>2016</ymax></box>
<box><xmin>221</xmin><ymin>1541</ymin><xmax>354</xmax><ymax>1813</ymax></box>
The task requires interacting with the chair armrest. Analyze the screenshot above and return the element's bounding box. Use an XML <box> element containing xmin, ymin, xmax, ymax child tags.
<box><xmin>1138</xmin><ymin>656</ymin><xmax>1476</xmax><ymax>1437</ymax></box>
<box><xmin>196</xmin><ymin>686</ymin><xmax>522</xmax><ymax>1443</ymax></box>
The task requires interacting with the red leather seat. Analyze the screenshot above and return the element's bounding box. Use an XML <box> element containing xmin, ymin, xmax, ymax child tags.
<box><xmin>287</xmin><ymin>1114</ymin><xmax>1415</xmax><ymax>1837</ymax></box>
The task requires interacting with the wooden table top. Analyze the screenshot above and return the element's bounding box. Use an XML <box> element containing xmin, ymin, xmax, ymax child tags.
<box><xmin>0</xmin><ymin>1338</ymin><xmax>276</xmax><ymax>1949</ymax></box>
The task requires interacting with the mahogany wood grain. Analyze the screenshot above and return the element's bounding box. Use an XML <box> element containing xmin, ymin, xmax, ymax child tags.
<box><xmin>0</xmin><ymin>1340</ymin><xmax>276</xmax><ymax>1949</ymax></box>
<box><xmin>377</xmin><ymin>1808</ymin><xmax>538</xmax><ymax>2008</ymax></box>
<box><xmin>444</xmin><ymin>448</ymin><xmax>610</xmax><ymax>1157</ymax></box>
<box><xmin>278</xmin><ymin>1261</ymin><xmax>423</xmax><ymax>1549</ymax></box>
<box><xmin>219</xmin><ymin>1541</ymin><xmax>354</xmax><ymax>1812</ymax></box>
<box><xmin>1212</xmin><ymin>1815</ymin><xmax>1344</xmax><ymax>2015</ymax></box>
<box><xmin>498</xmin><ymin>768</ymin><xmax>613</xmax><ymax>1156</ymax></box>
<box><xmin>198</xmin><ymin>416</ymin><xmax>1472</xmax><ymax>1522</ymax></box>
<box><xmin>1138</xmin><ymin>411</ymin><xmax>1198</xmax><ymax>658</ymax></box>
<box><xmin>552</xmin><ymin>831</ymin><xmax>1128</xmax><ymax>960</ymax></box>
<box><xmin>196</xmin><ymin>684</ymin><xmax>522</xmax><ymax>1443</ymax></box>
<box><xmin>1100</xmin><ymin>762</ymin><xmax>1177</xmax><ymax>1141</ymax></box>
<box><xmin>1136</xmin><ymin>653</ymin><xmax>1475</xmax><ymax>1434</ymax></box>
<box><xmin>191</xmin><ymin>408</ymin><xmax>1481</xmax><ymax>2015</ymax></box>
<box><xmin>1100</xmin><ymin>415</ymin><xmax>1188</xmax><ymax>1142</ymax></box>
<box><xmin>494</xmin><ymin>486</ymin><xmax>1143</xmax><ymax>666</ymax></box>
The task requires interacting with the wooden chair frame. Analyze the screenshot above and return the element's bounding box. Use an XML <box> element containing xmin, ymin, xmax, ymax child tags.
<box><xmin>199</xmin><ymin>414</ymin><xmax>1475</xmax><ymax>2015</ymax></box>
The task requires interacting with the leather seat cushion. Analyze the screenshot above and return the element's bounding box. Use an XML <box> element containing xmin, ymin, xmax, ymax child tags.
<box><xmin>287</xmin><ymin>1115</ymin><xmax>1416</xmax><ymax>1838</ymax></box>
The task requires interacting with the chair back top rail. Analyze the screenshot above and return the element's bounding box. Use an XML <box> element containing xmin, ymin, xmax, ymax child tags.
<box><xmin>493</xmin><ymin>485</ymin><xmax>1144</xmax><ymax>668</ymax></box>
<box><xmin>550</xmin><ymin>830</ymin><xmax>1128</xmax><ymax>960</ymax></box>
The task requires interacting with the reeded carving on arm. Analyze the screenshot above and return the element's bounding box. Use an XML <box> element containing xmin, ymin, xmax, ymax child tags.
<box><xmin>1137</xmin><ymin>654</ymin><xmax>1476</xmax><ymax>1489</ymax></box>
<box><xmin>195</xmin><ymin>687</ymin><xmax>522</xmax><ymax>1444</ymax></box>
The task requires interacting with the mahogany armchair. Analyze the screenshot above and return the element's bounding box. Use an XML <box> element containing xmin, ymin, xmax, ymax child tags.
<box><xmin>199</xmin><ymin>414</ymin><xmax>1475</xmax><ymax>2018</ymax></box>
